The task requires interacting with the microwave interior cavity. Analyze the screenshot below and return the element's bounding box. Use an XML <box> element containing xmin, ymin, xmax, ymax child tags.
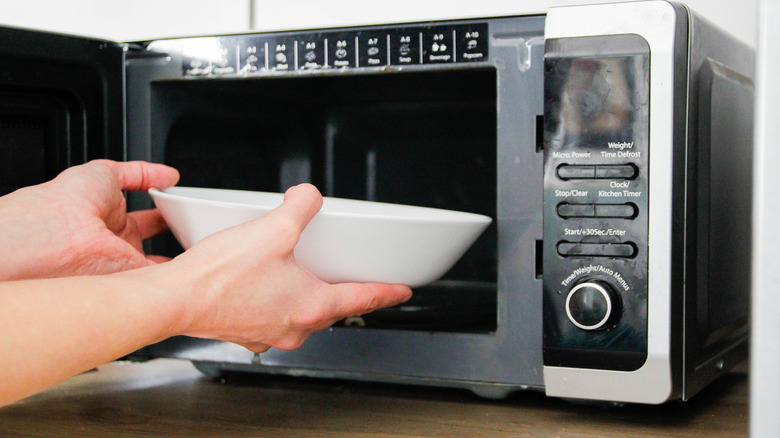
<box><xmin>148</xmin><ymin>68</ymin><xmax>500</xmax><ymax>333</ymax></box>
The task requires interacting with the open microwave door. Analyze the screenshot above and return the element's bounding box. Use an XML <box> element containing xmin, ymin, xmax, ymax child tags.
<box><xmin>0</xmin><ymin>25</ymin><xmax>125</xmax><ymax>195</ymax></box>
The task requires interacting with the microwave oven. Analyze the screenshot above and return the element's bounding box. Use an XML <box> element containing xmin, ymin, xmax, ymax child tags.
<box><xmin>0</xmin><ymin>0</ymin><xmax>754</xmax><ymax>404</ymax></box>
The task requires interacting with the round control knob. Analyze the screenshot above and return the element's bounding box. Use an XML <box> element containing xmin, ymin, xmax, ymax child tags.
<box><xmin>565</xmin><ymin>280</ymin><xmax>620</xmax><ymax>330</ymax></box>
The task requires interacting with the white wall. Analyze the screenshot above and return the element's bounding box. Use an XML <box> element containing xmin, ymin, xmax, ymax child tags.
<box><xmin>751</xmin><ymin>1</ymin><xmax>780</xmax><ymax>435</ymax></box>
<box><xmin>0</xmin><ymin>0</ymin><xmax>251</xmax><ymax>41</ymax></box>
<box><xmin>252</xmin><ymin>0</ymin><xmax>758</xmax><ymax>48</ymax></box>
<box><xmin>0</xmin><ymin>0</ymin><xmax>758</xmax><ymax>47</ymax></box>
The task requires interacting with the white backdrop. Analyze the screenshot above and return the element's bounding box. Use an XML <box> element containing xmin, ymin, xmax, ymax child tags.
<box><xmin>252</xmin><ymin>0</ymin><xmax>757</xmax><ymax>47</ymax></box>
<box><xmin>0</xmin><ymin>0</ymin><xmax>758</xmax><ymax>47</ymax></box>
<box><xmin>0</xmin><ymin>0</ymin><xmax>251</xmax><ymax>41</ymax></box>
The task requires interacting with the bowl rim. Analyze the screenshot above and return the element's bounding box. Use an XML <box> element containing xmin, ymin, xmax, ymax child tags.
<box><xmin>148</xmin><ymin>186</ymin><xmax>493</xmax><ymax>225</ymax></box>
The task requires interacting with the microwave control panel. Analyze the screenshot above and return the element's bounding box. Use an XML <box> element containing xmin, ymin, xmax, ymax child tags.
<box><xmin>156</xmin><ymin>23</ymin><xmax>489</xmax><ymax>78</ymax></box>
<box><xmin>542</xmin><ymin>34</ymin><xmax>650</xmax><ymax>371</ymax></box>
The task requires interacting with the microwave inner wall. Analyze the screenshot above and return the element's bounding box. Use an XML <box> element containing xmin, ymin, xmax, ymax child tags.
<box><xmin>150</xmin><ymin>67</ymin><xmax>499</xmax><ymax>333</ymax></box>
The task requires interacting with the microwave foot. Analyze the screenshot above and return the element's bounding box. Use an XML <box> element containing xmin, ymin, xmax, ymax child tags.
<box><xmin>468</xmin><ymin>384</ymin><xmax>517</xmax><ymax>400</ymax></box>
<box><xmin>191</xmin><ymin>361</ymin><xmax>226</xmax><ymax>379</ymax></box>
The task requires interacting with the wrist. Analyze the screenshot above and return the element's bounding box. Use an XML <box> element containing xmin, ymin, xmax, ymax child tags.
<box><xmin>123</xmin><ymin>256</ymin><xmax>217</xmax><ymax>341</ymax></box>
<box><xmin>109</xmin><ymin>263</ymin><xmax>196</xmax><ymax>342</ymax></box>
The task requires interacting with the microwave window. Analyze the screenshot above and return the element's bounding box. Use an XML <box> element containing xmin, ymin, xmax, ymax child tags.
<box><xmin>150</xmin><ymin>68</ymin><xmax>498</xmax><ymax>333</ymax></box>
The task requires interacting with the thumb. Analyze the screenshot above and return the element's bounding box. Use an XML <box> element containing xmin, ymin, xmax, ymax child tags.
<box><xmin>259</xmin><ymin>184</ymin><xmax>323</xmax><ymax>250</ymax></box>
<box><xmin>327</xmin><ymin>282</ymin><xmax>413</xmax><ymax>318</ymax></box>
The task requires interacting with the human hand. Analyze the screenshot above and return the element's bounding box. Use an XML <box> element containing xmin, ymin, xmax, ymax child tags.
<box><xmin>0</xmin><ymin>160</ymin><xmax>179</xmax><ymax>280</ymax></box>
<box><xmin>0</xmin><ymin>183</ymin><xmax>410</xmax><ymax>406</ymax></box>
<box><xmin>158</xmin><ymin>183</ymin><xmax>413</xmax><ymax>353</ymax></box>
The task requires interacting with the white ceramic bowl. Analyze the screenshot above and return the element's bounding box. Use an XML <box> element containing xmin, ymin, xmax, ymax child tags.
<box><xmin>149</xmin><ymin>187</ymin><xmax>492</xmax><ymax>287</ymax></box>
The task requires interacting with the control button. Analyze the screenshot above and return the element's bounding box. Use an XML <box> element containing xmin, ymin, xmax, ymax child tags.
<box><xmin>269</xmin><ymin>39</ymin><xmax>294</xmax><ymax>71</ymax></box>
<box><xmin>423</xmin><ymin>27</ymin><xmax>455</xmax><ymax>63</ymax></box>
<box><xmin>328</xmin><ymin>34</ymin><xmax>355</xmax><ymax>68</ymax></box>
<box><xmin>358</xmin><ymin>32</ymin><xmax>388</xmax><ymax>67</ymax></box>
<box><xmin>556</xmin><ymin>164</ymin><xmax>595</xmax><ymax>179</ymax></box>
<box><xmin>456</xmin><ymin>24</ymin><xmax>488</xmax><ymax>62</ymax></box>
<box><xmin>595</xmin><ymin>164</ymin><xmax>638</xmax><ymax>179</ymax></box>
<box><xmin>557</xmin><ymin>203</ymin><xmax>595</xmax><ymax>218</ymax></box>
<box><xmin>390</xmin><ymin>30</ymin><xmax>421</xmax><ymax>65</ymax></box>
<box><xmin>594</xmin><ymin>203</ymin><xmax>637</xmax><ymax>218</ymax></box>
<box><xmin>557</xmin><ymin>242</ymin><xmax>637</xmax><ymax>258</ymax></box>
<box><xmin>238</xmin><ymin>39</ymin><xmax>266</xmax><ymax>74</ymax></box>
<box><xmin>565</xmin><ymin>281</ymin><xmax>620</xmax><ymax>330</ymax></box>
<box><xmin>211</xmin><ymin>41</ymin><xmax>236</xmax><ymax>76</ymax></box>
<box><xmin>297</xmin><ymin>36</ymin><xmax>325</xmax><ymax>70</ymax></box>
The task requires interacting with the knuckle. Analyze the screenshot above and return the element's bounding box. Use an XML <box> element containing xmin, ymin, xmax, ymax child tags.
<box><xmin>131</xmin><ymin>161</ymin><xmax>150</xmax><ymax>190</ymax></box>
<box><xmin>88</xmin><ymin>159</ymin><xmax>117</xmax><ymax>178</ymax></box>
<box><xmin>362</xmin><ymin>295</ymin><xmax>380</xmax><ymax>314</ymax></box>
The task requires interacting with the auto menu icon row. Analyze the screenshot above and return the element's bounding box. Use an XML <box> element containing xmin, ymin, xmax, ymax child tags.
<box><xmin>180</xmin><ymin>23</ymin><xmax>489</xmax><ymax>77</ymax></box>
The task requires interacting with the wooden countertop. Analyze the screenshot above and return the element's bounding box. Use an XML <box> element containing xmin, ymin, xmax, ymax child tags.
<box><xmin>0</xmin><ymin>358</ymin><xmax>748</xmax><ymax>437</ymax></box>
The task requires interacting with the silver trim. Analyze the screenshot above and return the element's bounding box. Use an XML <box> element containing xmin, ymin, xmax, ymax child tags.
<box><xmin>543</xmin><ymin>0</ymin><xmax>679</xmax><ymax>404</ymax></box>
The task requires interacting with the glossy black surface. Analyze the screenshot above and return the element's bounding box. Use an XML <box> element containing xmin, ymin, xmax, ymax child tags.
<box><xmin>0</xmin><ymin>26</ymin><xmax>124</xmax><ymax>195</ymax></box>
<box><xmin>542</xmin><ymin>34</ymin><xmax>650</xmax><ymax>371</ymax></box>
<box><xmin>150</xmin><ymin>68</ymin><xmax>499</xmax><ymax>332</ymax></box>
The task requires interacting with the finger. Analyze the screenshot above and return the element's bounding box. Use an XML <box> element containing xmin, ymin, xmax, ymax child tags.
<box><xmin>128</xmin><ymin>209</ymin><xmax>170</xmax><ymax>240</ymax></box>
<box><xmin>261</xmin><ymin>184</ymin><xmax>323</xmax><ymax>247</ymax></box>
<box><xmin>93</xmin><ymin>159</ymin><xmax>180</xmax><ymax>192</ymax></box>
<box><xmin>279</xmin><ymin>183</ymin><xmax>324</xmax><ymax>227</ymax></box>
<box><xmin>327</xmin><ymin>283</ymin><xmax>413</xmax><ymax>319</ymax></box>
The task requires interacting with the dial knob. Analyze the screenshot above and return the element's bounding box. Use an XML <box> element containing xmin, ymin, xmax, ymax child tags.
<box><xmin>565</xmin><ymin>280</ymin><xmax>620</xmax><ymax>330</ymax></box>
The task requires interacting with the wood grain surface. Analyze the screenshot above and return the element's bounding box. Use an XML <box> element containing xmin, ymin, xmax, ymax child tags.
<box><xmin>0</xmin><ymin>359</ymin><xmax>748</xmax><ymax>437</ymax></box>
